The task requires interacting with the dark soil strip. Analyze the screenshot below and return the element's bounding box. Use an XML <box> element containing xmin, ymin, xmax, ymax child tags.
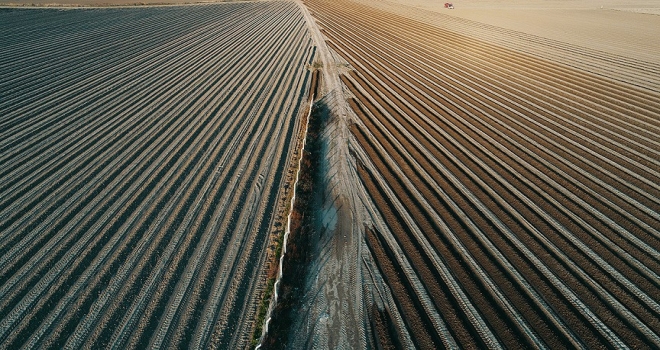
<box><xmin>362</xmin><ymin>219</ymin><xmax>442</xmax><ymax>349</ymax></box>
<box><xmin>368</xmin><ymin>299</ymin><xmax>405</xmax><ymax>350</ymax></box>
<box><xmin>251</xmin><ymin>67</ymin><xmax>320</xmax><ymax>347</ymax></box>
<box><xmin>260</xmin><ymin>97</ymin><xmax>328</xmax><ymax>349</ymax></box>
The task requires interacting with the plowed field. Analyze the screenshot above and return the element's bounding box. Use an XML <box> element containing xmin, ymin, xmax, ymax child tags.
<box><xmin>304</xmin><ymin>0</ymin><xmax>660</xmax><ymax>348</ymax></box>
<box><xmin>0</xmin><ymin>3</ymin><xmax>314</xmax><ymax>348</ymax></box>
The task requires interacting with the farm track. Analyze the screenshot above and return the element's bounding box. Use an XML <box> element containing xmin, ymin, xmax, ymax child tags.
<box><xmin>304</xmin><ymin>0</ymin><xmax>660</xmax><ymax>348</ymax></box>
<box><xmin>0</xmin><ymin>3</ymin><xmax>314</xmax><ymax>348</ymax></box>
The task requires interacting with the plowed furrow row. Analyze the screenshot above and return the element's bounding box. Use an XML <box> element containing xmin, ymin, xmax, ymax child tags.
<box><xmin>305</xmin><ymin>0</ymin><xmax>660</xmax><ymax>347</ymax></box>
<box><xmin>333</xmin><ymin>35</ymin><xmax>660</xmax><ymax>247</ymax></box>
<box><xmin>0</xmin><ymin>2</ymin><xmax>313</xmax><ymax>348</ymax></box>
<box><xmin>0</xmin><ymin>7</ymin><xmax>231</xmax><ymax>120</ymax></box>
<box><xmin>0</xmin><ymin>4</ymin><xmax>280</xmax><ymax>256</ymax></box>
<box><xmin>0</xmin><ymin>7</ymin><xmax>259</xmax><ymax>116</ymax></box>
<box><xmin>317</xmin><ymin>11</ymin><xmax>660</xmax><ymax>256</ymax></box>
<box><xmin>312</xmin><ymin>1</ymin><xmax>660</xmax><ymax>121</ymax></box>
<box><xmin>311</xmin><ymin>4</ymin><xmax>660</xmax><ymax>196</ymax></box>
<box><xmin>351</xmin><ymin>0</ymin><xmax>660</xmax><ymax>90</ymax></box>
<box><xmin>351</xmin><ymin>101</ymin><xmax>565</xmax><ymax>348</ymax></box>
<box><xmin>56</xmin><ymin>16</ymin><xmax>304</xmax><ymax>348</ymax></box>
<box><xmin>0</xmin><ymin>20</ymin><xmax>266</xmax><ymax>285</ymax></box>
<box><xmin>317</xmin><ymin>3</ymin><xmax>660</xmax><ymax>289</ymax></box>
<box><xmin>310</xmin><ymin>10</ymin><xmax>658</xmax><ymax>221</ymax></box>
<box><xmin>132</xmin><ymin>20</ymin><xmax>309</xmax><ymax>350</ymax></box>
<box><xmin>0</xmin><ymin>5</ymin><xmax>258</xmax><ymax>93</ymax></box>
<box><xmin>0</xmin><ymin>6</ymin><xmax>257</xmax><ymax>169</ymax></box>
<box><xmin>331</xmin><ymin>36</ymin><xmax>660</xmax><ymax>286</ymax></box>
<box><xmin>346</xmin><ymin>67</ymin><xmax>657</xmax><ymax>346</ymax></box>
<box><xmin>346</xmin><ymin>77</ymin><xmax>621</xmax><ymax>348</ymax></box>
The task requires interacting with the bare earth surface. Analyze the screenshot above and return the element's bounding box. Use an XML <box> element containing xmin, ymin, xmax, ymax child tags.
<box><xmin>288</xmin><ymin>0</ymin><xmax>660</xmax><ymax>348</ymax></box>
<box><xmin>3</xmin><ymin>0</ymin><xmax>659</xmax><ymax>348</ymax></box>
<box><xmin>376</xmin><ymin>0</ymin><xmax>660</xmax><ymax>64</ymax></box>
<box><xmin>0</xmin><ymin>3</ymin><xmax>314</xmax><ymax>348</ymax></box>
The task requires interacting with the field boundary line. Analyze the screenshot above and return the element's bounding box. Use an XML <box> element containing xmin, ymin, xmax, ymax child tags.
<box><xmin>255</xmin><ymin>89</ymin><xmax>314</xmax><ymax>349</ymax></box>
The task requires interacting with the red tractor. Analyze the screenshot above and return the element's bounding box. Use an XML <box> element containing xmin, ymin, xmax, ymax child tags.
<box><xmin>444</xmin><ymin>2</ymin><xmax>454</xmax><ymax>9</ymax></box>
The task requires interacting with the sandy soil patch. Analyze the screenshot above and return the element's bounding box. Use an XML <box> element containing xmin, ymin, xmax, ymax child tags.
<box><xmin>374</xmin><ymin>0</ymin><xmax>660</xmax><ymax>64</ymax></box>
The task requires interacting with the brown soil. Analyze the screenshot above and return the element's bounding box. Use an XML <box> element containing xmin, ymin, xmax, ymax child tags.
<box><xmin>304</xmin><ymin>0</ymin><xmax>660</xmax><ymax>347</ymax></box>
